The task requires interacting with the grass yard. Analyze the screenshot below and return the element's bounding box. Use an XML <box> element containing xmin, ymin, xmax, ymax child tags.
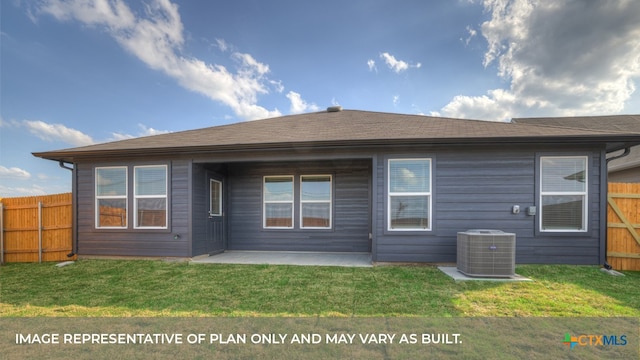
<box><xmin>1</xmin><ymin>260</ymin><xmax>638</xmax><ymax>317</ymax></box>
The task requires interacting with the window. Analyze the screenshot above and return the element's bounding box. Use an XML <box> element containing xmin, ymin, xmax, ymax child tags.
<box><xmin>300</xmin><ymin>175</ymin><xmax>332</xmax><ymax>228</ymax></box>
<box><xmin>210</xmin><ymin>179</ymin><xmax>222</xmax><ymax>216</ymax></box>
<box><xmin>388</xmin><ymin>159</ymin><xmax>431</xmax><ymax>231</ymax></box>
<box><xmin>540</xmin><ymin>156</ymin><xmax>587</xmax><ymax>231</ymax></box>
<box><xmin>264</xmin><ymin>176</ymin><xmax>294</xmax><ymax>228</ymax></box>
<box><xmin>134</xmin><ymin>165</ymin><xmax>168</xmax><ymax>229</ymax></box>
<box><xmin>95</xmin><ymin>167</ymin><xmax>127</xmax><ymax>228</ymax></box>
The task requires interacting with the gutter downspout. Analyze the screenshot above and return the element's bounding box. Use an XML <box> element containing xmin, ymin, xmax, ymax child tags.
<box><xmin>603</xmin><ymin>147</ymin><xmax>632</xmax><ymax>270</ymax></box>
<box><xmin>59</xmin><ymin>161</ymin><xmax>73</xmax><ymax>171</ymax></box>
<box><xmin>58</xmin><ymin>161</ymin><xmax>77</xmax><ymax>258</ymax></box>
<box><xmin>607</xmin><ymin>148</ymin><xmax>631</xmax><ymax>164</ymax></box>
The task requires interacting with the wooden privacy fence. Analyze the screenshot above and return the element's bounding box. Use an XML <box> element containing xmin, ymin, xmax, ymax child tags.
<box><xmin>607</xmin><ymin>183</ymin><xmax>640</xmax><ymax>271</ymax></box>
<box><xmin>0</xmin><ymin>193</ymin><xmax>75</xmax><ymax>264</ymax></box>
<box><xmin>1</xmin><ymin>186</ymin><xmax>638</xmax><ymax>267</ymax></box>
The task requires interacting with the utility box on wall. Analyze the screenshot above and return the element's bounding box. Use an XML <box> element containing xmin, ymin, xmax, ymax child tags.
<box><xmin>457</xmin><ymin>229</ymin><xmax>516</xmax><ymax>278</ymax></box>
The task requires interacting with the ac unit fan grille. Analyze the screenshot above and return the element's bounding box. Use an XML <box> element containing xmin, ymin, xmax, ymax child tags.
<box><xmin>457</xmin><ymin>230</ymin><xmax>516</xmax><ymax>278</ymax></box>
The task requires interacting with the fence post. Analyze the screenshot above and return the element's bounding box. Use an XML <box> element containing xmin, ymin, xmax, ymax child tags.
<box><xmin>38</xmin><ymin>201</ymin><xmax>43</xmax><ymax>264</ymax></box>
<box><xmin>0</xmin><ymin>202</ymin><xmax>4</xmax><ymax>265</ymax></box>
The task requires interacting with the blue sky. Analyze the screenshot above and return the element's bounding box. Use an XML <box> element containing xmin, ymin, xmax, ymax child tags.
<box><xmin>1</xmin><ymin>0</ymin><xmax>640</xmax><ymax>197</ymax></box>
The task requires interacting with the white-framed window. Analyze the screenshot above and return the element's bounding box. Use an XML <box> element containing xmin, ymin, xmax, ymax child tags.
<box><xmin>388</xmin><ymin>158</ymin><xmax>432</xmax><ymax>231</ymax></box>
<box><xmin>300</xmin><ymin>175</ymin><xmax>332</xmax><ymax>229</ymax></box>
<box><xmin>95</xmin><ymin>166</ymin><xmax>128</xmax><ymax>228</ymax></box>
<box><xmin>210</xmin><ymin>179</ymin><xmax>223</xmax><ymax>217</ymax></box>
<box><xmin>263</xmin><ymin>176</ymin><xmax>294</xmax><ymax>228</ymax></box>
<box><xmin>134</xmin><ymin>165</ymin><xmax>168</xmax><ymax>229</ymax></box>
<box><xmin>540</xmin><ymin>156</ymin><xmax>588</xmax><ymax>232</ymax></box>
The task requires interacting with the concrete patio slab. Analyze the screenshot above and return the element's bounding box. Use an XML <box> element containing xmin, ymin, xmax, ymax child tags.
<box><xmin>190</xmin><ymin>251</ymin><xmax>372</xmax><ymax>267</ymax></box>
<box><xmin>438</xmin><ymin>266</ymin><xmax>532</xmax><ymax>282</ymax></box>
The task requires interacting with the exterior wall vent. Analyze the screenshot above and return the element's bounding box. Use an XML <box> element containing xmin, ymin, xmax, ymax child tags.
<box><xmin>327</xmin><ymin>106</ymin><xmax>343</xmax><ymax>112</ymax></box>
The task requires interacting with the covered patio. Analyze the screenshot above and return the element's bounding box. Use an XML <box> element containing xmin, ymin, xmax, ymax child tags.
<box><xmin>190</xmin><ymin>251</ymin><xmax>372</xmax><ymax>267</ymax></box>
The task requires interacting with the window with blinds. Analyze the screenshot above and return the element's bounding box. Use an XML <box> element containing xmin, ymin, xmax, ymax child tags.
<box><xmin>388</xmin><ymin>158</ymin><xmax>432</xmax><ymax>231</ymax></box>
<box><xmin>95</xmin><ymin>166</ymin><xmax>128</xmax><ymax>228</ymax></box>
<box><xmin>263</xmin><ymin>176</ymin><xmax>294</xmax><ymax>228</ymax></box>
<box><xmin>134</xmin><ymin>165</ymin><xmax>168</xmax><ymax>229</ymax></box>
<box><xmin>540</xmin><ymin>156</ymin><xmax>587</xmax><ymax>231</ymax></box>
<box><xmin>300</xmin><ymin>175</ymin><xmax>332</xmax><ymax>229</ymax></box>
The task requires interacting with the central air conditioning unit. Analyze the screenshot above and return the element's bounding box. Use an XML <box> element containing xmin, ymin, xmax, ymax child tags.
<box><xmin>457</xmin><ymin>229</ymin><xmax>516</xmax><ymax>278</ymax></box>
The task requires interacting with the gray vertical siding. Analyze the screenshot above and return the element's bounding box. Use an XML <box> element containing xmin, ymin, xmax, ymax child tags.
<box><xmin>75</xmin><ymin>160</ymin><xmax>190</xmax><ymax>257</ymax></box>
<box><xmin>374</xmin><ymin>146</ymin><xmax>604</xmax><ymax>264</ymax></box>
<box><xmin>227</xmin><ymin>160</ymin><xmax>372</xmax><ymax>252</ymax></box>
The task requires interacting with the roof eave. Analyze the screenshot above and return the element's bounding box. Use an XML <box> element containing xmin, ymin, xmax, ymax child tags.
<box><xmin>33</xmin><ymin>134</ymin><xmax>640</xmax><ymax>163</ymax></box>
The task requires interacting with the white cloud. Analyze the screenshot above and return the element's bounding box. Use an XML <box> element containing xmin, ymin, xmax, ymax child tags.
<box><xmin>439</xmin><ymin>89</ymin><xmax>514</xmax><ymax>121</ymax></box>
<box><xmin>233</xmin><ymin>52</ymin><xmax>269</xmax><ymax>76</ymax></box>
<box><xmin>270</xmin><ymin>80</ymin><xmax>284</xmax><ymax>93</ymax></box>
<box><xmin>462</xmin><ymin>25</ymin><xmax>477</xmax><ymax>45</ymax></box>
<box><xmin>36</xmin><ymin>0</ymin><xmax>281</xmax><ymax>120</ymax></box>
<box><xmin>367</xmin><ymin>59</ymin><xmax>377</xmax><ymax>72</ymax></box>
<box><xmin>39</xmin><ymin>0</ymin><xmax>136</xmax><ymax>29</ymax></box>
<box><xmin>18</xmin><ymin>118</ymin><xmax>167</xmax><ymax>145</ymax></box>
<box><xmin>108</xmin><ymin>132</ymin><xmax>134</xmax><ymax>141</ymax></box>
<box><xmin>108</xmin><ymin>123</ymin><xmax>170</xmax><ymax>141</ymax></box>
<box><xmin>215</xmin><ymin>38</ymin><xmax>229</xmax><ymax>52</ymax></box>
<box><xmin>0</xmin><ymin>183</ymin><xmax>47</xmax><ymax>197</ymax></box>
<box><xmin>286</xmin><ymin>91</ymin><xmax>320</xmax><ymax>114</ymax></box>
<box><xmin>22</xmin><ymin>120</ymin><xmax>95</xmax><ymax>146</ymax></box>
<box><xmin>393</xmin><ymin>95</ymin><xmax>400</xmax><ymax>106</ymax></box>
<box><xmin>0</xmin><ymin>166</ymin><xmax>31</xmax><ymax>179</ymax></box>
<box><xmin>138</xmin><ymin>124</ymin><xmax>170</xmax><ymax>137</ymax></box>
<box><xmin>380</xmin><ymin>53</ymin><xmax>407</xmax><ymax>73</ymax></box>
<box><xmin>379</xmin><ymin>52</ymin><xmax>421</xmax><ymax>73</ymax></box>
<box><xmin>439</xmin><ymin>0</ymin><xmax>640</xmax><ymax>121</ymax></box>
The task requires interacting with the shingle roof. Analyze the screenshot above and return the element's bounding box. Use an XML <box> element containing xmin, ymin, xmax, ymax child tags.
<box><xmin>513</xmin><ymin>114</ymin><xmax>640</xmax><ymax>172</ymax></box>
<box><xmin>33</xmin><ymin>110</ymin><xmax>640</xmax><ymax>162</ymax></box>
<box><xmin>512</xmin><ymin>114</ymin><xmax>640</xmax><ymax>133</ymax></box>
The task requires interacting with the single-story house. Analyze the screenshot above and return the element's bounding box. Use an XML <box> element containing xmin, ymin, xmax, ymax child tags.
<box><xmin>33</xmin><ymin>109</ymin><xmax>640</xmax><ymax>264</ymax></box>
<box><xmin>513</xmin><ymin>115</ymin><xmax>640</xmax><ymax>183</ymax></box>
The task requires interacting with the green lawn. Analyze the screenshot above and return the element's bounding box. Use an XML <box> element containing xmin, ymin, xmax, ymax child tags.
<box><xmin>1</xmin><ymin>260</ymin><xmax>638</xmax><ymax>317</ymax></box>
